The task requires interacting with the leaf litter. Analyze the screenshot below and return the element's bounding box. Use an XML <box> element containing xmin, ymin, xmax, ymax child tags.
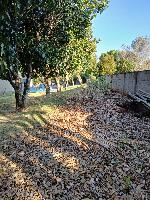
<box><xmin>0</xmin><ymin>87</ymin><xmax>150</xmax><ymax>200</ymax></box>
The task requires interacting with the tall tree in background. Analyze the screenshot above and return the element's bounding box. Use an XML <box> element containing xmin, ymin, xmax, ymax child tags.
<box><xmin>120</xmin><ymin>36</ymin><xmax>150</xmax><ymax>71</ymax></box>
<box><xmin>131</xmin><ymin>36</ymin><xmax>150</xmax><ymax>70</ymax></box>
<box><xmin>97</xmin><ymin>36</ymin><xmax>150</xmax><ymax>75</ymax></box>
<box><xmin>116</xmin><ymin>50</ymin><xmax>135</xmax><ymax>73</ymax></box>
<box><xmin>97</xmin><ymin>51</ymin><xmax>116</xmax><ymax>75</ymax></box>
<box><xmin>0</xmin><ymin>0</ymin><xmax>109</xmax><ymax>109</ymax></box>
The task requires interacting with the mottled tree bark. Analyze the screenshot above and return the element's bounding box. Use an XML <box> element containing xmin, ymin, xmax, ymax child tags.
<box><xmin>7</xmin><ymin>64</ymin><xmax>32</xmax><ymax>111</ymax></box>
<box><xmin>44</xmin><ymin>77</ymin><xmax>51</xmax><ymax>96</ymax></box>
<box><xmin>56</xmin><ymin>77</ymin><xmax>61</xmax><ymax>92</ymax></box>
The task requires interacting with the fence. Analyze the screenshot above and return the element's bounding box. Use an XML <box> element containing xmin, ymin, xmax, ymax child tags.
<box><xmin>0</xmin><ymin>70</ymin><xmax>150</xmax><ymax>94</ymax></box>
<box><xmin>106</xmin><ymin>70</ymin><xmax>150</xmax><ymax>94</ymax></box>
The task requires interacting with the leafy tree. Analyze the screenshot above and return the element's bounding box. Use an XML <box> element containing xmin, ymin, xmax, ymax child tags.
<box><xmin>97</xmin><ymin>52</ymin><xmax>116</xmax><ymax>75</ymax></box>
<box><xmin>120</xmin><ymin>36</ymin><xmax>150</xmax><ymax>71</ymax></box>
<box><xmin>116</xmin><ymin>50</ymin><xmax>135</xmax><ymax>73</ymax></box>
<box><xmin>40</xmin><ymin>24</ymin><xmax>99</xmax><ymax>91</ymax></box>
<box><xmin>62</xmin><ymin>26</ymin><xmax>97</xmax><ymax>85</ymax></box>
<box><xmin>0</xmin><ymin>0</ymin><xmax>109</xmax><ymax>109</ymax></box>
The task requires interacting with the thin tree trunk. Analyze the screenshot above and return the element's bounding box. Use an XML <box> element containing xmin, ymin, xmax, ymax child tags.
<box><xmin>22</xmin><ymin>76</ymin><xmax>31</xmax><ymax>108</ymax></box>
<box><xmin>65</xmin><ymin>79</ymin><xmax>69</xmax><ymax>89</ymax></box>
<box><xmin>56</xmin><ymin>77</ymin><xmax>61</xmax><ymax>92</ymax></box>
<box><xmin>77</xmin><ymin>74</ymin><xmax>82</xmax><ymax>85</ymax></box>
<box><xmin>44</xmin><ymin>77</ymin><xmax>51</xmax><ymax>96</ymax></box>
<box><xmin>65</xmin><ymin>73</ymin><xmax>69</xmax><ymax>90</ymax></box>
<box><xmin>15</xmin><ymin>91</ymin><xmax>23</xmax><ymax>110</ymax></box>
<box><xmin>72</xmin><ymin>77</ymin><xmax>74</xmax><ymax>86</ymax></box>
<box><xmin>14</xmin><ymin>78</ymin><xmax>24</xmax><ymax>110</ymax></box>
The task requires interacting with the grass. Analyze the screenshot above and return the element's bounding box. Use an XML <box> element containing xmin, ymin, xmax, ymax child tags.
<box><xmin>0</xmin><ymin>92</ymin><xmax>15</xmax><ymax>111</ymax></box>
<box><xmin>0</xmin><ymin>85</ymin><xmax>82</xmax><ymax>140</ymax></box>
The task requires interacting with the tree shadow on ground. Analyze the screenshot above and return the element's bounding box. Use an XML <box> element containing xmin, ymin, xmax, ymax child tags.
<box><xmin>0</xmin><ymin>88</ymin><xmax>150</xmax><ymax>199</ymax></box>
<box><xmin>0</xmin><ymin>111</ymin><xmax>107</xmax><ymax>199</ymax></box>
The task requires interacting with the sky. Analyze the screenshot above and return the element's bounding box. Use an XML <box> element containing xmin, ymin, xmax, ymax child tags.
<box><xmin>92</xmin><ymin>0</ymin><xmax>150</xmax><ymax>58</ymax></box>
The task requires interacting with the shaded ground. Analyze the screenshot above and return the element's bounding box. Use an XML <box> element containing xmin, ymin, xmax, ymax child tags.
<box><xmin>0</xmin><ymin>86</ymin><xmax>150</xmax><ymax>200</ymax></box>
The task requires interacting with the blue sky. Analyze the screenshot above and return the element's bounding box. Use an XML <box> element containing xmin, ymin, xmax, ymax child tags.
<box><xmin>92</xmin><ymin>0</ymin><xmax>150</xmax><ymax>57</ymax></box>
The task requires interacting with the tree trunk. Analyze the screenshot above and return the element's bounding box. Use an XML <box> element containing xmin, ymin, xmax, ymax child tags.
<box><xmin>15</xmin><ymin>90</ymin><xmax>24</xmax><ymax>110</ymax></box>
<box><xmin>65</xmin><ymin>74</ymin><xmax>69</xmax><ymax>90</ymax></box>
<box><xmin>71</xmin><ymin>77</ymin><xmax>75</xmax><ymax>86</ymax></box>
<box><xmin>65</xmin><ymin>79</ymin><xmax>69</xmax><ymax>89</ymax></box>
<box><xmin>14</xmin><ymin>76</ymin><xmax>31</xmax><ymax>110</ymax></box>
<box><xmin>14</xmin><ymin>78</ymin><xmax>25</xmax><ymax>110</ymax></box>
<box><xmin>77</xmin><ymin>74</ymin><xmax>82</xmax><ymax>85</ymax></box>
<box><xmin>56</xmin><ymin>77</ymin><xmax>61</xmax><ymax>92</ymax></box>
<box><xmin>44</xmin><ymin>77</ymin><xmax>51</xmax><ymax>96</ymax></box>
<box><xmin>22</xmin><ymin>76</ymin><xmax>31</xmax><ymax>108</ymax></box>
<box><xmin>6</xmin><ymin>64</ymin><xmax>32</xmax><ymax>111</ymax></box>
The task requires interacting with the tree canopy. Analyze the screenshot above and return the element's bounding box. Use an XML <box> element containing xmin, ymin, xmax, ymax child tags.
<box><xmin>97</xmin><ymin>36</ymin><xmax>150</xmax><ymax>76</ymax></box>
<box><xmin>0</xmin><ymin>0</ymin><xmax>109</xmax><ymax>109</ymax></box>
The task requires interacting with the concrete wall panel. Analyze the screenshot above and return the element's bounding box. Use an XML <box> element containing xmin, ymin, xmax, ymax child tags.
<box><xmin>105</xmin><ymin>70</ymin><xmax>150</xmax><ymax>94</ymax></box>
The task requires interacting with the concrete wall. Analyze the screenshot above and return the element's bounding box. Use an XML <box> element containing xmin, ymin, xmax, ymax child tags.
<box><xmin>0</xmin><ymin>80</ymin><xmax>14</xmax><ymax>94</ymax></box>
<box><xmin>0</xmin><ymin>70</ymin><xmax>150</xmax><ymax>95</ymax></box>
<box><xmin>106</xmin><ymin>70</ymin><xmax>150</xmax><ymax>94</ymax></box>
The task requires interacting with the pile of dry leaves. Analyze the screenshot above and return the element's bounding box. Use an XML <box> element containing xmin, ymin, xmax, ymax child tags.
<box><xmin>0</xmin><ymin>87</ymin><xmax>150</xmax><ymax>200</ymax></box>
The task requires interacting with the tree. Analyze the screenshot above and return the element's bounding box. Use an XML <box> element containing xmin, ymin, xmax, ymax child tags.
<box><xmin>62</xmin><ymin>26</ymin><xmax>98</xmax><ymax>85</ymax></box>
<box><xmin>131</xmin><ymin>36</ymin><xmax>150</xmax><ymax>70</ymax></box>
<box><xmin>116</xmin><ymin>50</ymin><xmax>135</xmax><ymax>73</ymax></box>
<box><xmin>38</xmin><ymin>16</ymin><xmax>103</xmax><ymax>92</ymax></box>
<box><xmin>97</xmin><ymin>52</ymin><xmax>116</xmax><ymax>75</ymax></box>
<box><xmin>0</xmin><ymin>0</ymin><xmax>109</xmax><ymax>109</ymax></box>
<box><xmin>120</xmin><ymin>36</ymin><xmax>150</xmax><ymax>71</ymax></box>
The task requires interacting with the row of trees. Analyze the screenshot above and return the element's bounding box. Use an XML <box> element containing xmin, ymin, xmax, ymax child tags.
<box><xmin>0</xmin><ymin>0</ymin><xmax>109</xmax><ymax>109</ymax></box>
<box><xmin>97</xmin><ymin>36</ymin><xmax>150</xmax><ymax>75</ymax></box>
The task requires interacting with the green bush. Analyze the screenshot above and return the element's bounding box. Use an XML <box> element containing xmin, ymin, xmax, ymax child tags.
<box><xmin>88</xmin><ymin>76</ymin><xmax>108</xmax><ymax>91</ymax></box>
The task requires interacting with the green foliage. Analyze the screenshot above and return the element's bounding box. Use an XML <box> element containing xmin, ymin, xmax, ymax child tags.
<box><xmin>0</xmin><ymin>0</ymin><xmax>109</xmax><ymax>79</ymax></box>
<box><xmin>88</xmin><ymin>76</ymin><xmax>108</xmax><ymax>91</ymax></box>
<box><xmin>97</xmin><ymin>49</ymin><xmax>135</xmax><ymax>75</ymax></box>
<box><xmin>0</xmin><ymin>0</ymin><xmax>109</xmax><ymax>108</ymax></box>
<box><xmin>97</xmin><ymin>52</ymin><xmax>116</xmax><ymax>75</ymax></box>
<box><xmin>116</xmin><ymin>51</ymin><xmax>135</xmax><ymax>73</ymax></box>
<box><xmin>65</xmin><ymin>26</ymin><xmax>98</xmax><ymax>79</ymax></box>
<box><xmin>123</xmin><ymin>176</ymin><xmax>132</xmax><ymax>192</ymax></box>
<box><xmin>32</xmin><ymin>77</ymin><xmax>43</xmax><ymax>85</ymax></box>
<box><xmin>97</xmin><ymin>36</ymin><xmax>150</xmax><ymax>75</ymax></box>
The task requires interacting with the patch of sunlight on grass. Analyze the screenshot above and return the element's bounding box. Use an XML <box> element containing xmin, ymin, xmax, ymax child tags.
<box><xmin>41</xmin><ymin>105</ymin><xmax>56</xmax><ymax>113</ymax></box>
<box><xmin>32</xmin><ymin>113</ymin><xmax>46</xmax><ymax>126</ymax></box>
<box><xmin>0</xmin><ymin>85</ymin><xmax>84</xmax><ymax>139</ymax></box>
<box><xmin>28</xmin><ymin>92</ymin><xmax>45</xmax><ymax>97</ymax></box>
<box><xmin>62</xmin><ymin>84</ymin><xmax>81</xmax><ymax>91</ymax></box>
<box><xmin>15</xmin><ymin>119</ymin><xmax>34</xmax><ymax>128</ymax></box>
<box><xmin>0</xmin><ymin>115</ymin><xmax>9</xmax><ymax>123</ymax></box>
